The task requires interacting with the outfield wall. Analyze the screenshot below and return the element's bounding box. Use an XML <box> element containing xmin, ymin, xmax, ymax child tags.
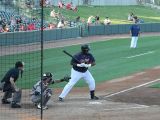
<box><xmin>0</xmin><ymin>23</ymin><xmax>160</xmax><ymax>46</ymax></box>
<box><xmin>0</xmin><ymin>27</ymin><xmax>80</xmax><ymax>46</ymax></box>
<box><xmin>86</xmin><ymin>23</ymin><xmax>160</xmax><ymax>36</ymax></box>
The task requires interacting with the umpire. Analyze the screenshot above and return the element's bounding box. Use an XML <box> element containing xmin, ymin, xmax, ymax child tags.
<box><xmin>1</xmin><ymin>61</ymin><xmax>24</xmax><ymax>108</ymax></box>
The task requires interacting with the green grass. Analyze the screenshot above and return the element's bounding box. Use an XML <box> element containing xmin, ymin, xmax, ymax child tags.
<box><xmin>1</xmin><ymin>36</ymin><xmax>160</xmax><ymax>89</ymax></box>
<box><xmin>40</xmin><ymin>5</ymin><xmax>160</xmax><ymax>24</ymax></box>
<box><xmin>151</xmin><ymin>83</ymin><xmax>160</xmax><ymax>88</ymax></box>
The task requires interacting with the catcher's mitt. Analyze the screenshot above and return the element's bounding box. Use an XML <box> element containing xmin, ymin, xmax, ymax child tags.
<box><xmin>61</xmin><ymin>75</ymin><xmax>71</xmax><ymax>82</ymax></box>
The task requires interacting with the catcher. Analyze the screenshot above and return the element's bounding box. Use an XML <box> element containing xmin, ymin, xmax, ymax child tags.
<box><xmin>31</xmin><ymin>72</ymin><xmax>70</xmax><ymax>110</ymax></box>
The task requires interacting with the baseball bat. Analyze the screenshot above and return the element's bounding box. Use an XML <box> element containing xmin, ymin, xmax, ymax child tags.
<box><xmin>63</xmin><ymin>50</ymin><xmax>80</xmax><ymax>63</ymax></box>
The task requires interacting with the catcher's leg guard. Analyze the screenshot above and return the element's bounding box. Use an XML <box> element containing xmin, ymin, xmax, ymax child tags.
<box><xmin>42</xmin><ymin>88</ymin><xmax>52</xmax><ymax>106</ymax></box>
<box><xmin>2</xmin><ymin>91</ymin><xmax>12</xmax><ymax>104</ymax></box>
<box><xmin>12</xmin><ymin>89</ymin><xmax>22</xmax><ymax>103</ymax></box>
<box><xmin>2</xmin><ymin>91</ymin><xmax>12</xmax><ymax>100</ymax></box>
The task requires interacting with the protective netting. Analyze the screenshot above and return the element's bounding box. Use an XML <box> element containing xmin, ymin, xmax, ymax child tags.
<box><xmin>0</xmin><ymin>1</ymin><xmax>160</xmax><ymax>120</ymax></box>
<box><xmin>0</xmin><ymin>1</ymin><xmax>42</xmax><ymax>120</ymax></box>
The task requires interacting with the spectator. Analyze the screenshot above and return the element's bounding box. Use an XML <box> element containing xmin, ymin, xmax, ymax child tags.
<box><xmin>65</xmin><ymin>2</ymin><xmax>77</xmax><ymax>11</ymax></box>
<box><xmin>73</xmin><ymin>6</ymin><xmax>78</xmax><ymax>12</ymax></box>
<box><xmin>58</xmin><ymin>0</ymin><xmax>65</xmax><ymax>8</ymax></box>
<box><xmin>48</xmin><ymin>23</ymin><xmax>56</xmax><ymax>29</ymax></box>
<box><xmin>26</xmin><ymin>0</ymin><xmax>32</xmax><ymax>8</ymax></box>
<box><xmin>0</xmin><ymin>18</ymin><xmax>7</xmax><ymax>27</ymax></box>
<box><xmin>104</xmin><ymin>17</ymin><xmax>111</xmax><ymax>25</ymax></box>
<box><xmin>10</xmin><ymin>17</ymin><xmax>16</xmax><ymax>26</ymax></box>
<box><xmin>50</xmin><ymin>9</ymin><xmax>58</xmax><ymax>18</ymax></box>
<box><xmin>0</xmin><ymin>26</ymin><xmax>3</xmax><ymax>33</ymax></box>
<box><xmin>27</xmin><ymin>23</ymin><xmax>36</xmax><ymax>31</ymax></box>
<box><xmin>2</xmin><ymin>25</ymin><xmax>9</xmax><ymax>32</ymax></box>
<box><xmin>128</xmin><ymin>12</ymin><xmax>134</xmax><ymax>21</ymax></box>
<box><xmin>57</xmin><ymin>19</ymin><xmax>65</xmax><ymax>28</ymax></box>
<box><xmin>0</xmin><ymin>17</ymin><xmax>2</xmax><ymax>25</ymax></box>
<box><xmin>76</xmin><ymin>16</ymin><xmax>80</xmax><ymax>23</ymax></box>
<box><xmin>87</xmin><ymin>16</ymin><xmax>95</xmax><ymax>25</ymax></box>
<box><xmin>19</xmin><ymin>23</ymin><xmax>27</xmax><ymax>31</ymax></box>
<box><xmin>45</xmin><ymin>0</ymin><xmax>52</xmax><ymax>7</ymax></box>
<box><xmin>133</xmin><ymin>16</ymin><xmax>144</xmax><ymax>24</ymax></box>
<box><xmin>138</xmin><ymin>19</ymin><xmax>144</xmax><ymax>23</ymax></box>
<box><xmin>95</xmin><ymin>15</ymin><xmax>100</xmax><ymax>24</ymax></box>
<box><xmin>66</xmin><ymin>2</ymin><xmax>72</xmax><ymax>10</ymax></box>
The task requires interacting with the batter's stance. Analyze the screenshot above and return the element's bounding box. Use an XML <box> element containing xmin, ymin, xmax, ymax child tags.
<box><xmin>59</xmin><ymin>44</ymin><xmax>99</xmax><ymax>101</ymax></box>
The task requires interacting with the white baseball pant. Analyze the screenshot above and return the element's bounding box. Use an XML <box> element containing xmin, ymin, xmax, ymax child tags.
<box><xmin>130</xmin><ymin>36</ymin><xmax>138</xmax><ymax>48</ymax></box>
<box><xmin>59</xmin><ymin>68</ymin><xmax>95</xmax><ymax>98</ymax></box>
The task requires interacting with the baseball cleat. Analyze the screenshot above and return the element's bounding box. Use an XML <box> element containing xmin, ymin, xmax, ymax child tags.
<box><xmin>1</xmin><ymin>99</ymin><xmax>11</xmax><ymax>104</ymax></box>
<box><xmin>59</xmin><ymin>97</ymin><xmax>64</xmax><ymax>102</ymax></box>
<box><xmin>11</xmin><ymin>103</ymin><xmax>21</xmax><ymax>108</ymax></box>
<box><xmin>91</xmin><ymin>96</ymin><xmax>99</xmax><ymax>100</ymax></box>
<box><xmin>37</xmin><ymin>104</ymin><xmax>48</xmax><ymax>110</ymax></box>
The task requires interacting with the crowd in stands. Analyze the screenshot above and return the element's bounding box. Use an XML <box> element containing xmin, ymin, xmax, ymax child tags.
<box><xmin>58</xmin><ymin>1</ymin><xmax>77</xmax><ymax>12</ymax></box>
<box><xmin>0</xmin><ymin>9</ymin><xmax>145</xmax><ymax>33</ymax></box>
<box><xmin>86</xmin><ymin>15</ymin><xmax>111</xmax><ymax>25</ymax></box>
<box><xmin>25</xmin><ymin>0</ymin><xmax>77</xmax><ymax>11</ymax></box>
<box><xmin>0</xmin><ymin>11</ymin><xmax>48</xmax><ymax>33</ymax></box>
<box><xmin>0</xmin><ymin>0</ymin><xmax>145</xmax><ymax>33</ymax></box>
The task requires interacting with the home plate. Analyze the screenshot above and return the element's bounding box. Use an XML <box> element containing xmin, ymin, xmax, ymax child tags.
<box><xmin>89</xmin><ymin>101</ymin><xmax>102</xmax><ymax>105</ymax></box>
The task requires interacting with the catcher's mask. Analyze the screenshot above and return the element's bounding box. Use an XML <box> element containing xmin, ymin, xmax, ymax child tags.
<box><xmin>15</xmin><ymin>61</ymin><xmax>24</xmax><ymax>78</ymax></box>
<box><xmin>42</xmin><ymin>72</ymin><xmax>53</xmax><ymax>83</ymax></box>
<box><xmin>15</xmin><ymin>61</ymin><xmax>24</xmax><ymax>68</ymax></box>
<box><xmin>81</xmin><ymin>44</ymin><xmax>90</xmax><ymax>54</ymax></box>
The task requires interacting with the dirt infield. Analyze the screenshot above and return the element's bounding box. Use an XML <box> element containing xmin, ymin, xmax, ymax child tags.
<box><xmin>41</xmin><ymin>66</ymin><xmax>160</xmax><ymax>120</ymax></box>
<box><xmin>1</xmin><ymin>32</ymin><xmax>160</xmax><ymax>120</ymax></box>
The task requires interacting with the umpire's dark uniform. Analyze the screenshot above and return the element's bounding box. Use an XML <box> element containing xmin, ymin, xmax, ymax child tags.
<box><xmin>1</xmin><ymin>61</ymin><xmax>24</xmax><ymax>108</ymax></box>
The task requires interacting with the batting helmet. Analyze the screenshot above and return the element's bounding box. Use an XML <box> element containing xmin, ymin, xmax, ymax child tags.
<box><xmin>15</xmin><ymin>61</ymin><xmax>24</xmax><ymax>68</ymax></box>
<box><xmin>42</xmin><ymin>72</ymin><xmax>53</xmax><ymax>82</ymax></box>
<box><xmin>81</xmin><ymin>44</ymin><xmax>90</xmax><ymax>54</ymax></box>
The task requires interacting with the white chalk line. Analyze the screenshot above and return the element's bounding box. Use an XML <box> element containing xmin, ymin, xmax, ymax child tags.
<box><xmin>89</xmin><ymin>101</ymin><xmax>102</xmax><ymax>105</ymax></box>
<box><xmin>104</xmin><ymin>78</ymin><xmax>160</xmax><ymax>98</ymax></box>
<box><xmin>103</xmin><ymin>105</ymin><xmax>149</xmax><ymax>111</ymax></box>
<box><xmin>126</xmin><ymin>51</ymin><xmax>155</xmax><ymax>59</ymax></box>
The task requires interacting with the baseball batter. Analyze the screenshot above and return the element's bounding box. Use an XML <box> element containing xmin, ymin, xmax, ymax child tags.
<box><xmin>59</xmin><ymin>44</ymin><xmax>99</xmax><ymax>101</ymax></box>
<box><xmin>31</xmin><ymin>72</ymin><xmax>70</xmax><ymax>110</ymax></box>
<box><xmin>130</xmin><ymin>17</ymin><xmax>140</xmax><ymax>48</ymax></box>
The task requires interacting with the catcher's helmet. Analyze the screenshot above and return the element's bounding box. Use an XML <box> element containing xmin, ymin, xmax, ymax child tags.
<box><xmin>42</xmin><ymin>72</ymin><xmax>53</xmax><ymax>82</ymax></box>
<box><xmin>15</xmin><ymin>61</ymin><xmax>24</xmax><ymax>68</ymax></box>
<box><xmin>81</xmin><ymin>44</ymin><xmax>90</xmax><ymax>53</ymax></box>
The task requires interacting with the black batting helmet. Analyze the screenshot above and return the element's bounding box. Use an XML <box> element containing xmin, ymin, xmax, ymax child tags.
<box><xmin>81</xmin><ymin>44</ymin><xmax>90</xmax><ymax>53</ymax></box>
<box><xmin>15</xmin><ymin>61</ymin><xmax>24</xmax><ymax>68</ymax></box>
<box><xmin>42</xmin><ymin>72</ymin><xmax>53</xmax><ymax>82</ymax></box>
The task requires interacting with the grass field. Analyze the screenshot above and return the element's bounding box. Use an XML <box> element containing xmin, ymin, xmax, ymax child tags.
<box><xmin>0</xmin><ymin>36</ymin><xmax>160</xmax><ymax>89</ymax></box>
<box><xmin>41</xmin><ymin>5</ymin><xmax>160</xmax><ymax>24</ymax></box>
<box><xmin>152</xmin><ymin>83</ymin><xmax>160</xmax><ymax>88</ymax></box>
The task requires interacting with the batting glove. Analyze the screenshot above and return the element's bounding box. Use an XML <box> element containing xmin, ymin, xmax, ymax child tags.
<box><xmin>84</xmin><ymin>64</ymin><xmax>91</xmax><ymax>68</ymax></box>
<box><xmin>77</xmin><ymin>63</ymin><xmax>85</xmax><ymax>67</ymax></box>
